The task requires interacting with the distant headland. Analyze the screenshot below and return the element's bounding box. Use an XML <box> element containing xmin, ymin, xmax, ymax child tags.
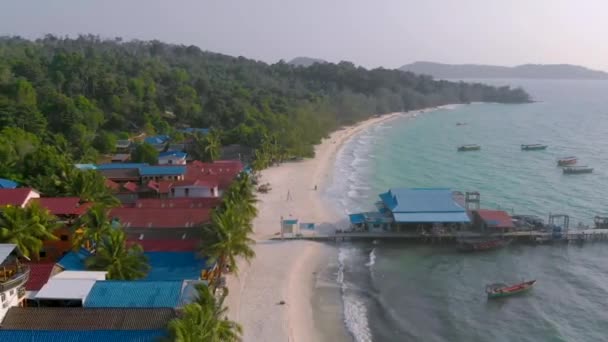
<box><xmin>400</xmin><ymin>61</ymin><xmax>608</xmax><ymax>80</ymax></box>
<box><xmin>288</xmin><ymin>56</ymin><xmax>328</xmax><ymax>67</ymax></box>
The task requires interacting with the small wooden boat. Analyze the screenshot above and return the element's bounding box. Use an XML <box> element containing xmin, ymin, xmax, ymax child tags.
<box><xmin>456</xmin><ymin>122</ymin><xmax>467</xmax><ymax>126</ymax></box>
<box><xmin>557</xmin><ymin>157</ymin><xmax>577</xmax><ymax>166</ymax></box>
<box><xmin>563</xmin><ymin>166</ymin><xmax>593</xmax><ymax>174</ymax></box>
<box><xmin>458</xmin><ymin>238</ymin><xmax>511</xmax><ymax>252</ymax></box>
<box><xmin>486</xmin><ymin>280</ymin><xmax>536</xmax><ymax>299</ymax></box>
<box><xmin>521</xmin><ymin>144</ymin><xmax>548</xmax><ymax>151</ymax></box>
<box><xmin>457</xmin><ymin>144</ymin><xmax>480</xmax><ymax>152</ymax></box>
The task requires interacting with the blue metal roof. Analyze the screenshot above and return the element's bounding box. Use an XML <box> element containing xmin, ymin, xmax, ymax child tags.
<box><xmin>75</xmin><ymin>164</ymin><xmax>97</xmax><ymax>170</ymax></box>
<box><xmin>144</xmin><ymin>135</ymin><xmax>170</xmax><ymax>145</ymax></box>
<box><xmin>0</xmin><ymin>178</ymin><xmax>18</xmax><ymax>189</ymax></box>
<box><xmin>379</xmin><ymin>188</ymin><xmax>465</xmax><ymax>213</ymax></box>
<box><xmin>58</xmin><ymin>249</ymin><xmax>92</xmax><ymax>271</ymax></box>
<box><xmin>96</xmin><ymin>163</ymin><xmax>149</xmax><ymax>170</ymax></box>
<box><xmin>139</xmin><ymin>166</ymin><xmax>186</xmax><ymax>176</ymax></box>
<box><xmin>393</xmin><ymin>212</ymin><xmax>470</xmax><ymax>223</ymax></box>
<box><xmin>158</xmin><ymin>151</ymin><xmax>187</xmax><ymax>158</ymax></box>
<box><xmin>0</xmin><ymin>330</ymin><xmax>166</xmax><ymax>342</ymax></box>
<box><xmin>85</xmin><ymin>280</ymin><xmax>183</xmax><ymax>308</ymax></box>
<box><xmin>349</xmin><ymin>213</ymin><xmax>366</xmax><ymax>224</ymax></box>
<box><xmin>144</xmin><ymin>252</ymin><xmax>206</xmax><ymax>281</ymax></box>
<box><xmin>179</xmin><ymin>128</ymin><xmax>209</xmax><ymax>135</ymax></box>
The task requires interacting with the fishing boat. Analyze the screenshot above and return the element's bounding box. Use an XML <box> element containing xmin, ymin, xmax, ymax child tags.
<box><xmin>457</xmin><ymin>144</ymin><xmax>480</xmax><ymax>152</ymax></box>
<box><xmin>557</xmin><ymin>156</ymin><xmax>577</xmax><ymax>166</ymax></box>
<box><xmin>563</xmin><ymin>166</ymin><xmax>593</xmax><ymax>174</ymax></box>
<box><xmin>521</xmin><ymin>144</ymin><xmax>548</xmax><ymax>151</ymax></box>
<box><xmin>457</xmin><ymin>238</ymin><xmax>512</xmax><ymax>252</ymax></box>
<box><xmin>486</xmin><ymin>280</ymin><xmax>536</xmax><ymax>299</ymax></box>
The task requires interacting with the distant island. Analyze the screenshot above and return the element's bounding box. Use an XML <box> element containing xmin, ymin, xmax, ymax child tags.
<box><xmin>288</xmin><ymin>56</ymin><xmax>327</xmax><ymax>67</ymax></box>
<box><xmin>400</xmin><ymin>61</ymin><xmax>608</xmax><ymax>80</ymax></box>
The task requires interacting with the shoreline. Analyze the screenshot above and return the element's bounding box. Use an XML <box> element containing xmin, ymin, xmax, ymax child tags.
<box><xmin>225</xmin><ymin>109</ymin><xmax>436</xmax><ymax>342</ymax></box>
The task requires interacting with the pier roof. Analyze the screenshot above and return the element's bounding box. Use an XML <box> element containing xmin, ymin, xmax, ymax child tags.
<box><xmin>380</xmin><ymin>188</ymin><xmax>469</xmax><ymax>223</ymax></box>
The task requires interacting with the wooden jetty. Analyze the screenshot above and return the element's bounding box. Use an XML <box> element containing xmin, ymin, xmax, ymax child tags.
<box><xmin>272</xmin><ymin>229</ymin><xmax>608</xmax><ymax>244</ymax></box>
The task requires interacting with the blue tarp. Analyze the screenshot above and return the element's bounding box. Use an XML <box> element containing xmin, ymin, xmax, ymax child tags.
<box><xmin>0</xmin><ymin>330</ymin><xmax>165</xmax><ymax>342</ymax></box>
<box><xmin>85</xmin><ymin>280</ymin><xmax>183</xmax><ymax>308</ymax></box>
<box><xmin>349</xmin><ymin>213</ymin><xmax>366</xmax><ymax>224</ymax></box>
<box><xmin>380</xmin><ymin>188</ymin><xmax>465</xmax><ymax>213</ymax></box>
<box><xmin>393</xmin><ymin>212</ymin><xmax>470</xmax><ymax>223</ymax></box>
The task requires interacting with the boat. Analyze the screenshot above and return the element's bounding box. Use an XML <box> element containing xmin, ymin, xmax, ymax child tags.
<box><xmin>521</xmin><ymin>144</ymin><xmax>548</xmax><ymax>151</ymax></box>
<box><xmin>486</xmin><ymin>280</ymin><xmax>536</xmax><ymax>299</ymax></box>
<box><xmin>563</xmin><ymin>166</ymin><xmax>593</xmax><ymax>174</ymax></box>
<box><xmin>457</xmin><ymin>238</ymin><xmax>512</xmax><ymax>252</ymax></box>
<box><xmin>557</xmin><ymin>156</ymin><xmax>577</xmax><ymax>166</ymax></box>
<box><xmin>456</xmin><ymin>122</ymin><xmax>467</xmax><ymax>126</ymax></box>
<box><xmin>457</xmin><ymin>144</ymin><xmax>480</xmax><ymax>152</ymax></box>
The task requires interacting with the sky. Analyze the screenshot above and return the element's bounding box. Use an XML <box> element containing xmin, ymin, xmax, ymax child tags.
<box><xmin>1</xmin><ymin>0</ymin><xmax>607</xmax><ymax>71</ymax></box>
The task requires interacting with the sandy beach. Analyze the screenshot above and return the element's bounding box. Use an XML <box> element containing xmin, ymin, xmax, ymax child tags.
<box><xmin>225</xmin><ymin>111</ymin><xmax>408</xmax><ymax>342</ymax></box>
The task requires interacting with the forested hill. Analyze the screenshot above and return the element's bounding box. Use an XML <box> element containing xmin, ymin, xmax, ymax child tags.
<box><xmin>401</xmin><ymin>61</ymin><xmax>608</xmax><ymax>80</ymax></box>
<box><xmin>0</xmin><ymin>35</ymin><xmax>530</xmax><ymax>163</ymax></box>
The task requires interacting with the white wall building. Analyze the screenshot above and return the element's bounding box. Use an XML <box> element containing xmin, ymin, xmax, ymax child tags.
<box><xmin>170</xmin><ymin>180</ymin><xmax>219</xmax><ymax>198</ymax></box>
<box><xmin>0</xmin><ymin>244</ymin><xmax>29</xmax><ymax>322</ymax></box>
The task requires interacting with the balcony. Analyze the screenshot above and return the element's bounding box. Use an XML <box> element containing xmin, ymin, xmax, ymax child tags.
<box><xmin>0</xmin><ymin>264</ymin><xmax>30</xmax><ymax>293</ymax></box>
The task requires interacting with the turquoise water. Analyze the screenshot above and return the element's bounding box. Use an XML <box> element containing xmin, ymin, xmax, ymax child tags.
<box><xmin>328</xmin><ymin>80</ymin><xmax>608</xmax><ymax>342</ymax></box>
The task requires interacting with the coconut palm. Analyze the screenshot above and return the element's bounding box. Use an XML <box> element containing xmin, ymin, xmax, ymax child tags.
<box><xmin>200</xmin><ymin>204</ymin><xmax>255</xmax><ymax>288</ymax></box>
<box><xmin>73</xmin><ymin>203</ymin><xmax>115</xmax><ymax>251</ymax></box>
<box><xmin>221</xmin><ymin>172</ymin><xmax>257</xmax><ymax>220</ymax></box>
<box><xmin>203</xmin><ymin>129</ymin><xmax>222</xmax><ymax>162</ymax></box>
<box><xmin>166</xmin><ymin>284</ymin><xmax>242</xmax><ymax>342</ymax></box>
<box><xmin>64</xmin><ymin>169</ymin><xmax>119</xmax><ymax>206</ymax></box>
<box><xmin>84</xmin><ymin>228</ymin><xmax>149</xmax><ymax>280</ymax></box>
<box><xmin>0</xmin><ymin>202</ymin><xmax>58</xmax><ymax>259</ymax></box>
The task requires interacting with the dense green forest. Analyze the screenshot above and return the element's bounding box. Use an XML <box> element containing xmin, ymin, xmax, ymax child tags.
<box><xmin>0</xmin><ymin>34</ymin><xmax>530</xmax><ymax>179</ymax></box>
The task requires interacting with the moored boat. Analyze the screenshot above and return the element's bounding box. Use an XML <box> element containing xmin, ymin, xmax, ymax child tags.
<box><xmin>563</xmin><ymin>166</ymin><xmax>593</xmax><ymax>174</ymax></box>
<box><xmin>458</xmin><ymin>238</ymin><xmax>511</xmax><ymax>252</ymax></box>
<box><xmin>557</xmin><ymin>156</ymin><xmax>577</xmax><ymax>166</ymax></box>
<box><xmin>457</xmin><ymin>144</ymin><xmax>481</xmax><ymax>152</ymax></box>
<box><xmin>486</xmin><ymin>280</ymin><xmax>536</xmax><ymax>299</ymax></box>
<box><xmin>521</xmin><ymin>144</ymin><xmax>548</xmax><ymax>151</ymax></box>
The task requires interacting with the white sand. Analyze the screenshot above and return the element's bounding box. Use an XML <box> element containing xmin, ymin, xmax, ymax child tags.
<box><xmin>225</xmin><ymin>112</ymin><xmax>409</xmax><ymax>342</ymax></box>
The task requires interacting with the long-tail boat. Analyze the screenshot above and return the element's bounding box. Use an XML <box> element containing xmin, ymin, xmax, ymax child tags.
<box><xmin>521</xmin><ymin>144</ymin><xmax>548</xmax><ymax>151</ymax></box>
<box><xmin>457</xmin><ymin>144</ymin><xmax>481</xmax><ymax>152</ymax></box>
<box><xmin>563</xmin><ymin>166</ymin><xmax>593</xmax><ymax>174</ymax></box>
<box><xmin>457</xmin><ymin>238</ymin><xmax>511</xmax><ymax>252</ymax></box>
<box><xmin>557</xmin><ymin>157</ymin><xmax>577</xmax><ymax>166</ymax></box>
<box><xmin>486</xmin><ymin>280</ymin><xmax>536</xmax><ymax>299</ymax></box>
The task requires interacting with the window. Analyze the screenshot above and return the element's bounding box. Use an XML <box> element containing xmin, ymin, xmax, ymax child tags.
<box><xmin>185</xmin><ymin>188</ymin><xmax>190</xmax><ymax>197</ymax></box>
<box><xmin>39</xmin><ymin>250</ymin><xmax>47</xmax><ymax>258</ymax></box>
<box><xmin>60</xmin><ymin>234</ymin><xmax>69</xmax><ymax>241</ymax></box>
<box><xmin>168</xmin><ymin>159</ymin><xmax>173</xmax><ymax>165</ymax></box>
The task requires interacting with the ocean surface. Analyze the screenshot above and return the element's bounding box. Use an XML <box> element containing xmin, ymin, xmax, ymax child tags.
<box><xmin>325</xmin><ymin>80</ymin><xmax>608</xmax><ymax>342</ymax></box>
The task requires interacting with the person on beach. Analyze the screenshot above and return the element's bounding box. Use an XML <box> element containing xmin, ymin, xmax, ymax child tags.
<box><xmin>286</xmin><ymin>190</ymin><xmax>292</xmax><ymax>201</ymax></box>
<box><xmin>314</xmin><ymin>185</ymin><xmax>317</xmax><ymax>190</ymax></box>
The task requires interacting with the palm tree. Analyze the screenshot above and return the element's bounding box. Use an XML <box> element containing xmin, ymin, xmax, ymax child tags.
<box><xmin>221</xmin><ymin>173</ymin><xmax>257</xmax><ymax>220</ymax></box>
<box><xmin>84</xmin><ymin>228</ymin><xmax>149</xmax><ymax>280</ymax></box>
<box><xmin>200</xmin><ymin>204</ymin><xmax>255</xmax><ymax>288</ymax></box>
<box><xmin>0</xmin><ymin>202</ymin><xmax>58</xmax><ymax>259</ymax></box>
<box><xmin>65</xmin><ymin>169</ymin><xmax>119</xmax><ymax>206</ymax></box>
<box><xmin>203</xmin><ymin>129</ymin><xmax>221</xmax><ymax>162</ymax></box>
<box><xmin>166</xmin><ymin>284</ymin><xmax>242</xmax><ymax>342</ymax></box>
<box><xmin>73</xmin><ymin>203</ymin><xmax>114</xmax><ymax>251</ymax></box>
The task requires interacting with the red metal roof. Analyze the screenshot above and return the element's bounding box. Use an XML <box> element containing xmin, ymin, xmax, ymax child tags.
<box><xmin>475</xmin><ymin>210</ymin><xmax>514</xmax><ymax>228</ymax></box>
<box><xmin>127</xmin><ymin>239</ymin><xmax>199</xmax><ymax>252</ymax></box>
<box><xmin>122</xmin><ymin>182</ymin><xmax>139</xmax><ymax>193</ymax></box>
<box><xmin>105</xmin><ymin>179</ymin><xmax>120</xmax><ymax>191</ymax></box>
<box><xmin>110</xmin><ymin>207</ymin><xmax>211</xmax><ymax>228</ymax></box>
<box><xmin>34</xmin><ymin>197</ymin><xmax>91</xmax><ymax>216</ymax></box>
<box><xmin>25</xmin><ymin>263</ymin><xmax>55</xmax><ymax>291</ymax></box>
<box><xmin>186</xmin><ymin>160</ymin><xmax>242</xmax><ymax>189</ymax></box>
<box><xmin>0</xmin><ymin>188</ymin><xmax>38</xmax><ymax>207</ymax></box>
<box><xmin>133</xmin><ymin>198</ymin><xmax>221</xmax><ymax>209</ymax></box>
<box><xmin>172</xmin><ymin>179</ymin><xmax>218</xmax><ymax>188</ymax></box>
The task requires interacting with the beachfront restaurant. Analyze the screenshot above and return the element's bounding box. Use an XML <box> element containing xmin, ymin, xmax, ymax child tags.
<box><xmin>350</xmin><ymin>188</ymin><xmax>471</xmax><ymax>233</ymax></box>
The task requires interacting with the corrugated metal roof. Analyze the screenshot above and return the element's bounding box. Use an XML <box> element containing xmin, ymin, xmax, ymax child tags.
<box><xmin>393</xmin><ymin>212</ymin><xmax>471</xmax><ymax>223</ymax></box>
<box><xmin>349</xmin><ymin>213</ymin><xmax>365</xmax><ymax>224</ymax></box>
<box><xmin>35</xmin><ymin>278</ymin><xmax>96</xmax><ymax>300</ymax></box>
<box><xmin>380</xmin><ymin>188</ymin><xmax>466</xmax><ymax>213</ymax></box>
<box><xmin>25</xmin><ymin>263</ymin><xmax>55</xmax><ymax>291</ymax></box>
<box><xmin>0</xmin><ymin>178</ymin><xmax>18</xmax><ymax>189</ymax></box>
<box><xmin>144</xmin><ymin>252</ymin><xmax>206</xmax><ymax>281</ymax></box>
<box><xmin>158</xmin><ymin>151</ymin><xmax>187</xmax><ymax>158</ymax></box>
<box><xmin>52</xmin><ymin>271</ymin><xmax>108</xmax><ymax>280</ymax></box>
<box><xmin>33</xmin><ymin>197</ymin><xmax>91</xmax><ymax>216</ymax></box>
<box><xmin>96</xmin><ymin>163</ymin><xmax>148</xmax><ymax>170</ymax></box>
<box><xmin>57</xmin><ymin>249</ymin><xmax>91</xmax><ymax>271</ymax></box>
<box><xmin>0</xmin><ymin>308</ymin><xmax>176</xmax><ymax>330</ymax></box>
<box><xmin>139</xmin><ymin>166</ymin><xmax>186</xmax><ymax>176</ymax></box>
<box><xmin>0</xmin><ymin>188</ymin><xmax>37</xmax><ymax>207</ymax></box>
<box><xmin>85</xmin><ymin>280</ymin><xmax>183</xmax><ymax>308</ymax></box>
<box><xmin>0</xmin><ymin>243</ymin><xmax>17</xmax><ymax>263</ymax></box>
<box><xmin>0</xmin><ymin>330</ymin><xmax>166</xmax><ymax>342</ymax></box>
<box><xmin>75</xmin><ymin>164</ymin><xmax>97</xmax><ymax>170</ymax></box>
<box><xmin>475</xmin><ymin>210</ymin><xmax>514</xmax><ymax>228</ymax></box>
<box><xmin>127</xmin><ymin>239</ymin><xmax>199</xmax><ymax>252</ymax></box>
<box><xmin>110</xmin><ymin>207</ymin><xmax>211</xmax><ymax>228</ymax></box>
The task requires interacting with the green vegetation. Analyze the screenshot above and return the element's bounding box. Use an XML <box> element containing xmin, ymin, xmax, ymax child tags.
<box><xmin>166</xmin><ymin>284</ymin><xmax>242</xmax><ymax>342</ymax></box>
<box><xmin>0</xmin><ymin>35</ymin><xmax>530</xmax><ymax>177</ymax></box>
<box><xmin>0</xmin><ymin>202</ymin><xmax>58</xmax><ymax>259</ymax></box>
<box><xmin>84</xmin><ymin>228</ymin><xmax>149</xmax><ymax>280</ymax></box>
<box><xmin>130</xmin><ymin>142</ymin><xmax>159</xmax><ymax>164</ymax></box>
<box><xmin>199</xmin><ymin>173</ymin><xmax>256</xmax><ymax>288</ymax></box>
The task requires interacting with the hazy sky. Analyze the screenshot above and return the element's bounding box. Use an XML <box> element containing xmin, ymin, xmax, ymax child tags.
<box><xmin>1</xmin><ymin>0</ymin><xmax>607</xmax><ymax>70</ymax></box>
